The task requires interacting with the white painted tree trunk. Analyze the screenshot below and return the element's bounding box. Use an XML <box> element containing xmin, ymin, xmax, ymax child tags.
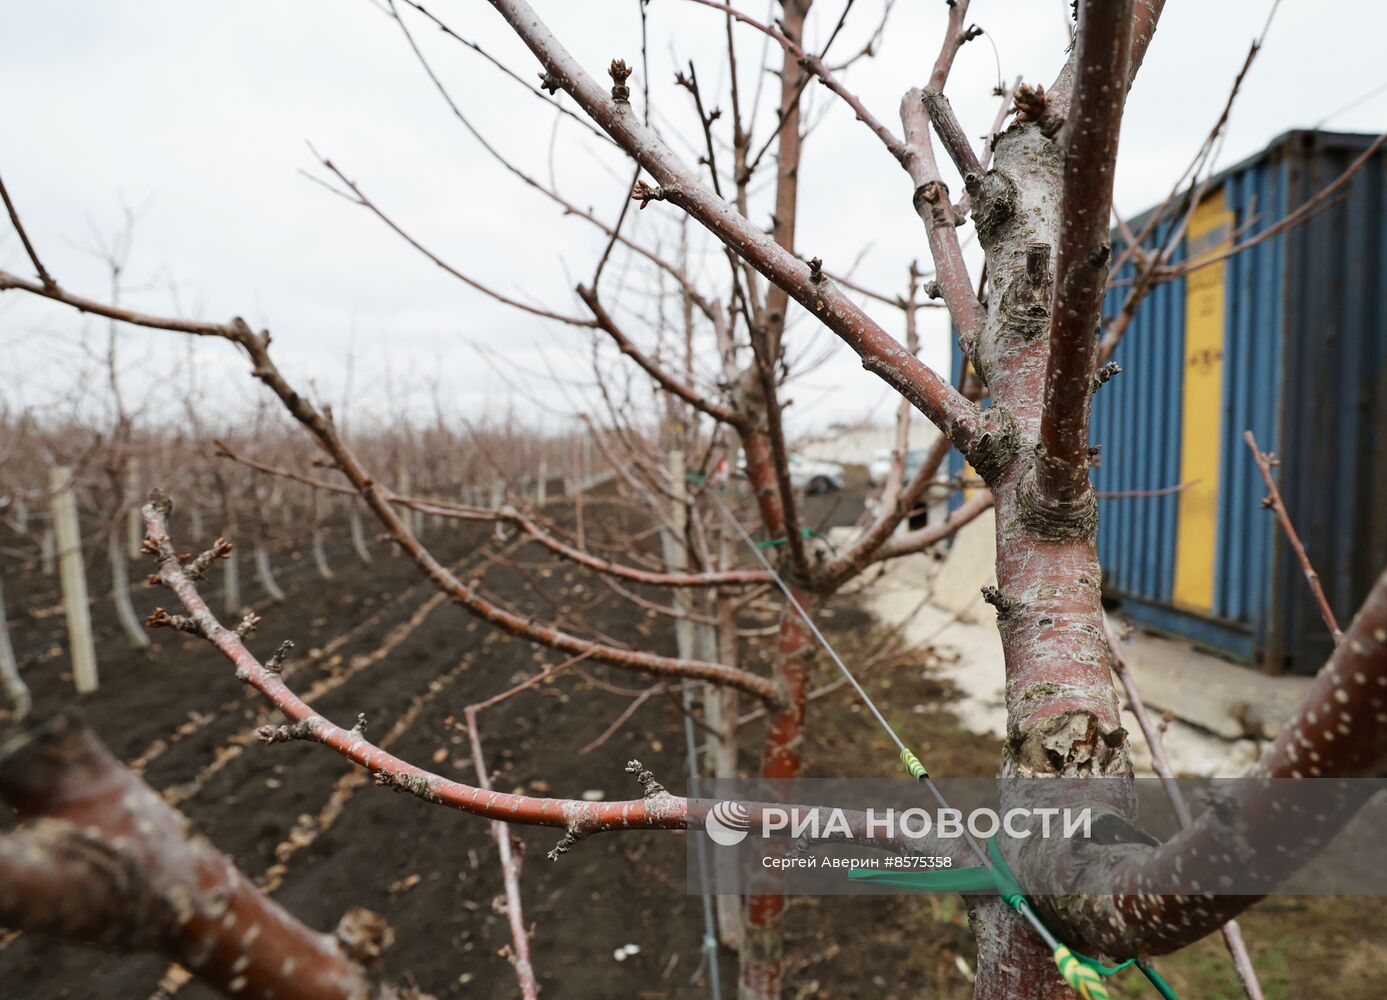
<box><xmin>0</xmin><ymin>574</ymin><xmax>31</xmax><ymax>719</ymax></box>
<box><xmin>707</xmin><ymin>528</ymin><xmax>743</xmax><ymax>953</ymax></box>
<box><xmin>40</xmin><ymin>525</ymin><xmax>55</xmax><ymax>576</ymax></box>
<box><xmin>392</xmin><ymin>468</ymin><xmax>412</xmax><ymax>555</ymax></box>
<box><xmin>223</xmin><ymin>548</ymin><xmax>242</xmax><ymax>616</ymax></box>
<box><xmin>348</xmin><ymin>502</ymin><xmax>373</xmax><ymax>564</ymax></box>
<box><xmin>662</xmin><ymin>450</ymin><xmax>731</xmax><ymax>974</ymax></box>
<box><xmin>12</xmin><ymin>496</ymin><xmax>29</xmax><ymax>534</ymax></box>
<box><xmin>398</xmin><ymin>468</ymin><xmax>422</xmax><ymax>538</ymax></box>
<box><xmin>311</xmin><ymin>490</ymin><xmax>334</xmax><ymax>580</ymax></box>
<box><xmin>50</xmin><ymin>467</ymin><xmax>98</xmax><ymax>693</ymax></box>
<box><xmin>109</xmin><ymin>530</ymin><xmax>151</xmax><ymax>650</ymax></box>
<box><xmin>220</xmin><ymin>482</ymin><xmax>242</xmax><ymax>615</ymax></box>
<box><xmin>124</xmin><ymin>458</ymin><xmax>142</xmax><ymax>560</ymax></box>
<box><xmin>254</xmin><ymin>544</ymin><xmax>285</xmax><ymax>603</ymax></box>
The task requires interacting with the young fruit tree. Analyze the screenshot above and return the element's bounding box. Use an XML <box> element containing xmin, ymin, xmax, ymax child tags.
<box><xmin>2</xmin><ymin>1</ymin><xmax>1387</xmax><ymax>999</ymax></box>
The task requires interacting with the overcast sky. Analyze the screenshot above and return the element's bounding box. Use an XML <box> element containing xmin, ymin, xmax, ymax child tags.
<box><xmin>2</xmin><ymin>1</ymin><xmax>1384</xmax><ymax>438</ymax></box>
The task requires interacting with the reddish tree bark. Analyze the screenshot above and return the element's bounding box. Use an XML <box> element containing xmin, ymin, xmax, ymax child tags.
<box><xmin>0</xmin><ymin>711</ymin><xmax>409</xmax><ymax>1000</ymax></box>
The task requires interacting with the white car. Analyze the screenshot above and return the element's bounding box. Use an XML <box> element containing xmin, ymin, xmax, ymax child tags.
<box><xmin>735</xmin><ymin>452</ymin><xmax>845</xmax><ymax>494</ymax></box>
<box><xmin>868</xmin><ymin>447</ymin><xmax>929</xmax><ymax>486</ymax></box>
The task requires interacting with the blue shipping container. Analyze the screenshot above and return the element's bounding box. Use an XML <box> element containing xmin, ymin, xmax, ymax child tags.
<box><xmin>952</xmin><ymin>129</ymin><xmax>1387</xmax><ymax>673</ymax></box>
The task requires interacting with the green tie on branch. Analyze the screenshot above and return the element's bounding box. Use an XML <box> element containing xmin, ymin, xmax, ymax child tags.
<box><xmin>754</xmin><ymin>526</ymin><xmax>836</xmax><ymax>554</ymax></box>
<box><xmin>848</xmin><ymin>837</ymin><xmax>1178</xmax><ymax>1000</ymax></box>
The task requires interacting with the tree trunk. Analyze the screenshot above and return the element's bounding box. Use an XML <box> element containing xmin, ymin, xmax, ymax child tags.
<box><xmin>709</xmin><ymin>547</ymin><xmax>744</xmax><ymax>952</ymax></box>
<box><xmin>124</xmin><ymin>458</ymin><xmax>143</xmax><ymax>560</ymax></box>
<box><xmin>959</xmin><ymin>54</ymin><xmax>1133</xmax><ymax>997</ymax></box>
<box><xmin>0</xmin><ymin>574</ymin><xmax>31</xmax><ymax>719</ymax></box>
<box><xmin>312</xmin><ymin>490</ymin><xmax>335</xmax><ymax>581</ymax></box>
<box><xmin>972</xmin><ymin>900</ymin><xmax>1072</xmax><ymax>1000</ymax></box>
<box><xmin>739</xmin><ymin>589</ymin><xmax>812</xmax><ymax>1000</ymax></box>
<box><xmin>223</xmin><ymin>545</ymin><xmax>242</xmax><ymax>615</ymax></box>
<box><xmin>349</xmin><ymin>502</ymin><xmax>373</xmax><ymax>564</ymax></box>
<box><xmin>219</xmin><ymin>477</ymin><xmax>242</xmax><ymax>615</ymax></box>
<box><xmin>109</xmin><ymin>529</ymin><xmax>151</xmax><ymax>650</ymax></box>
<box><xmin>254</xmin><ymin>543</ymin><xmax>286</xmax><ymax>604</ymax></box>
<box><xmin>40</xmin><ymin>525</ymin><xmax>55</xmax><ymax>576</ymax></box>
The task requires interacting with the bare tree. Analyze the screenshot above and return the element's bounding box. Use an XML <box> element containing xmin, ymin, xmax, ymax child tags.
<box><xmin>3</xmin><ymin>2</ymin><xmax>1387</xmax><ymax>999</ymax></box>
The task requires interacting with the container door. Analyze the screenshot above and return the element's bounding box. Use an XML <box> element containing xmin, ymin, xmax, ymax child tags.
<box><xmin>1172</xmin><ymin>190</ymin><xmax>1234</xmax><ymax>612</ymax></box>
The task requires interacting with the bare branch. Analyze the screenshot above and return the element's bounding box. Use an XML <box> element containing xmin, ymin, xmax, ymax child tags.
<box><xmin>140</xmin><ymin>492</ymin><xmax>700</xmax><ymax>834</ymax></box>
<box><xmin>481</xmin><ymin>0</ymin><xmax>982</xmax><ymax>451</ymax></box>
<box><xmin>927</xmin><ymin>0</ymin><xmax>980</xmax><ymax>91</ymax></box>
<box><xmin>921</xmin><ymin>89</ymin><xmax>983</xmax><ymax>184</ymax></box>
<box><xmin>0</xmin><ymin>171</ymin><xmax>55</xmax><ymax>290</ymax></box>
<box><xmin>1063</xmin><ymin>562</ymin><xmax>1387</xmax><ymax>955</ymax></box>
<box><xmin>899</xmin><ymin>90</ymin><xmax>985</xmax><ymax>346</ymax></box>
<box><xmin>577</xmin><ymin>284</ymin><xmax>743</xmax><ymax>427</ymax></box>
<box><xmin>213</xmin><ymin>442</ymin><xmax>771</xmax><ymax>590</ymax></box>
<box><xmin>1032</xmin><ymin>0</ymin><xmax>1135</xmax><ymax>517</ymax></box>
<box><xmin>1245</xmin><ymin>430</ymin><xmax>1342</xmax><ymax>644</ymax></box>
<box><xmin>0</xmin><ymin>712</ymin><xmax>399</xmax><ymax>999</ymax></box>
<box><xmin>872</xmin><ymin>489</ymin><xmax>994</xmax><ymax>562</ymax></box>
<box><xmin>313</xmin><ymin>157</ymin><xmax>596</xmax><ymax>328</ymax></box>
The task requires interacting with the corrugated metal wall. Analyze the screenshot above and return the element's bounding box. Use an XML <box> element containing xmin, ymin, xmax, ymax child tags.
<box><xmin>1090</xmin><ymin>216</ymin><xmax>1188</xmax><ymax>624</ymax></box>
<box><xmin>1275</xmin><ymin>133</ymin><xmax>1387</xmax><ymax>668</ymax></box>
<box><xmin>1087</xmin><ymin>144</ymin><xmax>1289</xmax><ymax>660</ymax></box>
<box><xmin>949</xmin><ymin>130</ymin><xmax>1387</xmax><ymax>672</ymax></box>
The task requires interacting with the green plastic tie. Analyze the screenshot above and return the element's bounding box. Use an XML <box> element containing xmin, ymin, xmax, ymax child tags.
<box><xmin>847</xmin><ymin>837</ymin><xmax>1176</xmax><ymax>999</ymax></box>
<box><xmin>899</xmin><ymin>746</ymin><xmax>929</xmax><ymax>780</ymax></box>
<box><xmin>754</xmin><ymin>526</ymin><xmax>835</xmax><ymax>553</ymax></box>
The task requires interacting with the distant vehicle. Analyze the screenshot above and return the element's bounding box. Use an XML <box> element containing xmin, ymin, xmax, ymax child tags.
<box><xmin>734</xmin><ymin>452</ymin><xmax>845</xmax><ymax>494</ymax></box>
<box><xmin>868</xmin><ymin>447</ymin><xmax>930</xmax><ymax>486</ymax></box>
<box><xmin>789</xmin><ymin>455</ymin><xmax>846</xmax><ymax>494</ymax></box>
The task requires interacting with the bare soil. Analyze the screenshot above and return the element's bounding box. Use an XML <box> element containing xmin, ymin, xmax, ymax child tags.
<box><xmin>1</xmin><ymin>494</ymin><xmax>1385</xmax><ymax>999</ymax></box>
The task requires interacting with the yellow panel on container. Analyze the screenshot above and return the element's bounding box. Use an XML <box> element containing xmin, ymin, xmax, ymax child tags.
<box><xmin>1172</xmin><ymin>191</ymin><xmax>1233</xmax><ymax>612</ymax></box>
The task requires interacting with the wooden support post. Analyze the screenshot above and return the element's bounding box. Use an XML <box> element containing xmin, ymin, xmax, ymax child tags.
<box><xmin>49</xmin><ymin>467</ymin><xmax>98</xmax><ymax>694</ymax></box>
